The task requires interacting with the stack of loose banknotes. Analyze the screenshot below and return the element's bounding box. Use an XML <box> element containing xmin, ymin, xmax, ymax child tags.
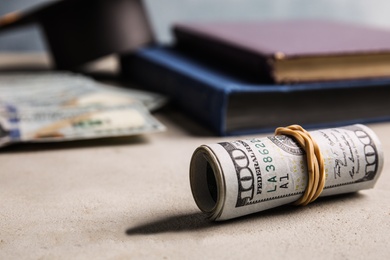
<box><xmin>0</xmin><ymin>72</ymin><xmax>166</xmax><ymax>148</ymax></box>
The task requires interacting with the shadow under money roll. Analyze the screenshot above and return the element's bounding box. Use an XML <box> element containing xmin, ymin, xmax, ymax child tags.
<box><xmin>189</xmin><ymin>124</ymin><xmax>384</xmax><ymax>221</ymax></box>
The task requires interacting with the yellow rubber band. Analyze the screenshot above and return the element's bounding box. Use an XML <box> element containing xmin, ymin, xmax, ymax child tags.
<box><xmin>275</xmin><ymin>125</ymin><xmax>325</xmax><ymax>206</ymax></box>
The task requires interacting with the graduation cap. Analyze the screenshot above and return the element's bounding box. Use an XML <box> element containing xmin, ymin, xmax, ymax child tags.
<box><xmin>0</xmin><ymin>0</ymin><xmax>155</xmax><ymax>70</ymax></box>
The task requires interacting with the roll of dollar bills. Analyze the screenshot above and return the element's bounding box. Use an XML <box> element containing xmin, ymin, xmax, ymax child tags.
<box><xmin>190</xmin><ymin>124</ymin><xmax>383</xmax><ymax>221</ymax></box>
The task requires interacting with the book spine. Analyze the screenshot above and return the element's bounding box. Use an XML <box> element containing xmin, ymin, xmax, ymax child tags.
<box><xmin>121</xmin><ymin>52</ymin><xmax>227</xmax><ymax>135</ymax></box>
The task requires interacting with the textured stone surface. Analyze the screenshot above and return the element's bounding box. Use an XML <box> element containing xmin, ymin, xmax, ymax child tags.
<box><xmin>0</xmin><ymin>54</ymin><xmax>389</xmax><ymax>259</ymax></box>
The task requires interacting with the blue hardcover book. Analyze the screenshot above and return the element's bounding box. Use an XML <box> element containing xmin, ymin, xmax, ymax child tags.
<box><xmin>121</xmin><ymin>46</ymin><xmax>390</xmax><ymax>136</ymax></box>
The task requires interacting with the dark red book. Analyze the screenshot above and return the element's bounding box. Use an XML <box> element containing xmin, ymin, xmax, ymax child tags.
<box><xmin>173</xmin><ymin>20</ymin><xmax>390</xmax><ymax>83</ymax></box>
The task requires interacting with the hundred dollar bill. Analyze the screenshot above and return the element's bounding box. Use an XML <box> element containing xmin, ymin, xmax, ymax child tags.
<box><xmin>0</xmin><ymin>102</ymin><xmax>164</xmax><ymax>147</ymax></box>
<box><xmin>0</xmin><ymin>72</ymin><xmax>166</xmax><ymax>147</ymax></box>
<box><xmin>0</xmin><ymin>72</ymin><xmax>167</xmax><ymax>111</ymax></box>
<box><xmin>190</xmin><ymin>124</ymin><xmax>384</xmax><ymax>221</ymax></box>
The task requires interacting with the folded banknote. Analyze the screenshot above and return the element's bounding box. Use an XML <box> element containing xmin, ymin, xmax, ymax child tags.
<box><xmin>0</xmin><ymin>72</ymin><xmax>166</xmax><ymax>147</ymax></box>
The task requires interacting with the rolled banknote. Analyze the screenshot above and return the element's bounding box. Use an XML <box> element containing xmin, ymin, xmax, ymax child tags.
<box><xmin>190</xmin><ymin>124</ymin><xmax>383</xmax><ymax>221</ymax></box>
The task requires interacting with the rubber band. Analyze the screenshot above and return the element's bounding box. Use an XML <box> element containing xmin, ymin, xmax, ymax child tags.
<box><xmin>275</xmin><ymin>125</ymin><xmax>325</xmax><ymax>206</ymax></box>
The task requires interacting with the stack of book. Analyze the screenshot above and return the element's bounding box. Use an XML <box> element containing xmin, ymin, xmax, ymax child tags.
<box><xmin>121</xmin><ymin>20</ymin><xmax>390</xmax><ymax>135</ymax></box>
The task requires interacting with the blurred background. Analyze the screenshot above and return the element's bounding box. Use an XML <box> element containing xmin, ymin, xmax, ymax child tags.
<box><xmin>1</xmin><ymin>0</ymin><xmax>390</xmax><ymax>52</ymax></box>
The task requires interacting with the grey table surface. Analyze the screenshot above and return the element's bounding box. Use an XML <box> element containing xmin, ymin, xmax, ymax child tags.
<box><xmin>0</xmin><ymin>54</ymin><xmax>389</xmax><ymax>259</ymax></box>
